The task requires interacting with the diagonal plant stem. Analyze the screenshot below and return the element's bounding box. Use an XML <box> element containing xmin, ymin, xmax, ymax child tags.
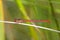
<box><xmin>48</xmin><ymin>0</ymin><xmax>60</xmax><ymax>40</ymax></box>
<box><xmin>0</xmin><ymin>20</ymin><xmax>60</xmax><ymax>33</ymax></box>
<box><xmin>15</xmin><ymin>0</ymin><xmax>39</xmax><ymax>40</ymax></box>
<box><xmin>48</xmin><ymin>0</ymin><xmax>60</xmax><ymax>31</ymax></box>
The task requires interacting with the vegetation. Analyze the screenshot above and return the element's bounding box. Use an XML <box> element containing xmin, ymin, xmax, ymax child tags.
<box><xmin>0</xmin><ymin>0</ymin><xmax>60</xmax><ymax>40</ymax></box>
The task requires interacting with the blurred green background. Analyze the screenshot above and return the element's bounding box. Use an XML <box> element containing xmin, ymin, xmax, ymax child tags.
<box><xmin>0</xmin><ymin>0</ymin><xmax>60</xmax><ymax>40</ymax></box>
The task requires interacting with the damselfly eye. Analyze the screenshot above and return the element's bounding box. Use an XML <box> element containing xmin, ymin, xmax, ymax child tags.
<box><xmin>14</xmin><ymin>19</ymin><xmax>23</xmax><ymax>23</ymax></box>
